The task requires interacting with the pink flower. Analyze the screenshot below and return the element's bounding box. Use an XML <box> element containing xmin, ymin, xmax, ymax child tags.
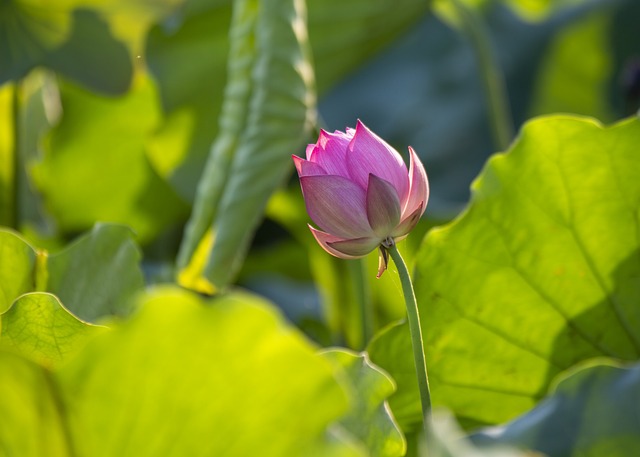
<box><xmin>293</xmin><ymin>120</ymin><xmax>429</xmax><ymax>277</ymax></box>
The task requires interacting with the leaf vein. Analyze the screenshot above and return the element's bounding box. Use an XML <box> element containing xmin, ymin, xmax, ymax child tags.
<box><xmin>481</xmin><ymin>212</ymin><xmax>621</xmax><ymax>358</ymax></box>
<box><xmin>434</xmin><ymin>294</ymin><xmax>565</xmax><ymax>370</ymax></box>
<box><xmin>554</xmin><ymin>149</ymin><xmax>640</xmax><ymax>356</ymax></box>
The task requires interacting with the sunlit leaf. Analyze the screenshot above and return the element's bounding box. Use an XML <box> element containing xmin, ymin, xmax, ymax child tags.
<box><xmin>0</xmin><ymin>292</ymin><xmax>102</xmax><ymax>367</ymax></box>
<box><xmin>0</xmin><ymin>288</ymin><xmax>364</xmax><ymax>457</ymax></box>
<box><xmin>472</xmin><ymin>361</ymin><xmax>640</xmax><ymax>456</ymax></box>
<box><xmin>321</xmin><ymin>349</ymin><xmax>406</xmax><ymax>457</ymax></box>
<box><xmin>31</xmin><ymin>76</ymin><xmax>189</xmax><ymax>243</ymax></box>
<box><xmin>370</xmin><ymin>115</ymin><xmax>640</xmax><ymax>430</ymax></box>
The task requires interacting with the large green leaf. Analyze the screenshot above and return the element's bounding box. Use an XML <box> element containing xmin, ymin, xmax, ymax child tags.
<box><xmin>31</xmin><ymin>76</ymin><xmax>189</xmax><ymax>243</ymax></box>
<box><xmin>370</xmin><ymin>115</ymin><xmax>640</xmax><ymax>430</ymax></box>
<box><xmin>0</xmin><ymin>1</ymin><xmax>132</xmax><ymax>94</ymax></box>
<box><xmin>45</xmin><ymin>224</ymin><xmax>144</xmax><ymax>322</ymax></box>
<box><xmin>0</xmin><ymin>288</ymin><xmax>364</xmax><ymax>457</ymax></box>
<box><xmin>472</xmin><ymin>361</ymin><xmax>640</xmax><ymax>456</ymax></box>
<box><xmin>0</xmin><ymin>292</ymin><xmax>102</xmax><ymax>367</ymax></box>
<box><xmin>176</xmin><ymin>0</ymin><xmax>316</xmax><ymax>292</ymax></box>
<box><xmin>321</xmin><ymin>349</ymin><xmax>406</xmax><ymax>457</ymax></box>
<box><xmin>0</xmin><ymin>224</ymin><xmax>143</xmax><ymax>321</ymax></box>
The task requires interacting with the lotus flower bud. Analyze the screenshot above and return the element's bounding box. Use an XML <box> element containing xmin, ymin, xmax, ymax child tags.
<box><xmin>293</xmin><ymin>120</ymin><xmax>429</xmax><ymax>277</ymax></box>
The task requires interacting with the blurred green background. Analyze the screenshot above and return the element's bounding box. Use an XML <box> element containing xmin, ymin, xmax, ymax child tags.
<box><xmin>3</xmin><ymin>1</ymin><xmax>640</xmax><ymax>455</ymax></box>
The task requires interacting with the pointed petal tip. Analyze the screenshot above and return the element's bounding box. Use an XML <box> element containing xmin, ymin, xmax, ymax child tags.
<box><xmin>353</xmin><ymin>119</ymin><xmax>369</xmax><ymax>137</ymax></box>
<box><xmin>292</xmin><ymin>154</ymin><xmax>303</xmax><ymax>175</ymax></box>
<box><xmin>294</xmin><ymin>155</ymin><xmax>326</xmax><ymax>177</ymax></box>
<box><xmin>346</xmin><ymin>121</ymin><xmax>410</xmax><ymax>202</ymax></box>
<box><xmin>404</xmin><ymin>146</ymin><xmax>429</xmax><ymax>217</ymax></box>
<box><xmin>318</xmin><ymin>128</ymin><xmax>330</xmax><ymax>141</ymax></box>
<box><xmin>305</xmin><ymin>143</ymin><xmax>316</xmax><ymax>160</ymax></box>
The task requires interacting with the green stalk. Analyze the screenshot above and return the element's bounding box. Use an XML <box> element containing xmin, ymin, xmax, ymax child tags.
<box><xmin>450</xmin><ymin>0</ymin><xmax>514</xmax><ymax>151</ymax></box>
<box><xmin>385</xmin><ymin>240</ymin><xmax>432</xmax><ymax>432</ymax></box>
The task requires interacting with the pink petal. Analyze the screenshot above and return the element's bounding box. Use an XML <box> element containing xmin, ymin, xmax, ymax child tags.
<box><xmin>346</xmin><ymin>120</ymin><xmax>409</xmax><ymax>198</ymax></box>
<box><xmin>308</xmin><ymin>226</ymin><xmax>359</xmax><ymax>259</ymax></box>
<box><xmin>300</xmin><ymin>175</ymin><xmax>373</xmax><ymax>239</ymax></box>
<box><xmin>391</xmin><ymin>203</ymin><xmax>424</xmax><ymax>239</ymax></box>
<box><xmin>305</xmin><ymin>143</ymin><xmax>315</xmax><ymax>160</ymax></box>
<box><xmin>402</xmin><ymin>146</ymin><xmax>429</xmax><ymax>218</ymax></box>
<box><xmin>327</xmin><ymin>236</ymin><xmax>381</xmax><ymax>257</ymax></box>
<box><xmin>293</xmin><ymin>155</ymin><xmax>327</xmax><ymax>177</ymax></box>
<box><xmin>319</xmin><ymin>128</ymin><xmax>354</xmax><ymax>148</ymax></box>
<box><xmin>311</xmin><ymin>129</ymin><xmax>353</xmax><ymax>178</ymax></box>
<box><xmin>366</xmin><ymin>174</ymin><xmax>401</xmax><ymax>237</ymax></box>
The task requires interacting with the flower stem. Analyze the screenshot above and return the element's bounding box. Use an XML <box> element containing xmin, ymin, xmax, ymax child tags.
<box><xmin>385</xmin><ymin>242</ymin><xmax>432</xmax><ymax>432</ymax></box>
<box><xmin>450</xmin><ymin>0</ymin><xmax>514</xmax><ymax>151</ymax></box>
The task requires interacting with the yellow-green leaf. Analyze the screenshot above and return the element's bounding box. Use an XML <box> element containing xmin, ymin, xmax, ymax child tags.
<box><xmin>370</xmin><ymin>115</ymin><xmax>640</xmax><ymax>430</ymax></box>
<box><xmin>0</xmin><ymin>292</ymin><xmax>102</xmax><ymax>367</ymax></box>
